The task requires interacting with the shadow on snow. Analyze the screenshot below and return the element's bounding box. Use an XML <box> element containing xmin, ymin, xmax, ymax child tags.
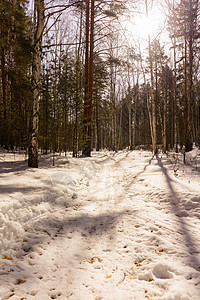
<box><xmin>155</xmin><ymin>154</ymin><xmax>200</xmax><ymax>274</ymax></box>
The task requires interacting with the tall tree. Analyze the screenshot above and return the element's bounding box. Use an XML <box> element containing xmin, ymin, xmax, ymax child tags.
<box><xmin>28</xmin><ymin>0</ymin><xmax>45</xmax><ymax>167</ymax></box>
<box><xmin>0</xmin><ymin>0</ymin><xmax>32</xmax><ymax>150</ymax></box>
<box><xmin>82</xmin><ymin>0</ymin><xmax>95</xmax><ymax>156</ymax></box>
<box><xmin>145</xmin><ymin>0</ymin><xmax>157</xmax><ymax>155</ymax></box>
<box><xmin>167</xmin><ymin>0</ymin><xmax>200</xmax><ymax>151</ymax></box>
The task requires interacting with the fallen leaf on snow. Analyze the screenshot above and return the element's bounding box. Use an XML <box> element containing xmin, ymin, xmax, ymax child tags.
<box><xmin>135</xmin><ymin>262</ymin><xmax>141</xmax><ymax>267</ymax></box>
<box><xmin>89</xmin><ymin>257</ymin><xmax>102</xmax><ymax>264</ymax></box>
<box><xmin>6</xmin><ymin>293</ymin><xmax>15</xmax><ymax>299</ymax></box>
<box><xmin>17</xmin><ymin>279</ymin><xmax>26</xmax><ymax>284</ymax></box>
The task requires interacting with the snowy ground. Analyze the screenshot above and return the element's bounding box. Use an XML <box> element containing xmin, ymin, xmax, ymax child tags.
<box><xmin>0</xmin><ymin>148</ymin><xmax>200</xmax><ymax>300</ymax></box>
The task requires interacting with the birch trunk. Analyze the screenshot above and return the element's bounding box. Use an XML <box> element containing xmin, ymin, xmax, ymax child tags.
<box><xmin>173</xmin><ymin>37</ymin><xmax>178</xmax><ymax>152</ymax></box>
<box><xmin>128</xmin><ymin>92</ymin><xmax>132</xmax><ymax>150</ymax></box>
<box><xmin>148</xmin><ymin>35</ymin><xmax>157</xmax><ymax>155</ymax></box>
<box><xmin>145</xmin><ymin>0</ymin><xmax>157</xmax><ymax>155</ymax></box>
<box><xmin>28</xmin><ymin>0</ymin><xmax>44</xmax><ymax>167</ymax></box>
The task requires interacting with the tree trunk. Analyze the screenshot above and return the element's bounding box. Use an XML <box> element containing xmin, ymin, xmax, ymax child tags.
<box><xmin>118</xmin><ymin>103</ymin><xmax>123</xmax><ymax>150</ymax></box>
<box><xmin>139</xmin><ymin>48</ymin><xmax>153</xmax><ymax>150</ymax></box>
<box><xmin>173</xmin><ymin>37</ymin><xmax>178</xmax><ymax>152</ymax></box>
<box><xmin>128</xmin><ymin>91</ymin><xmax>132</xmax><ymax>150</ymax></box>
<box><xmin>184</xmin><ymin>36</ymin><xmax>193</xmax><ymax>152</ymax></box>
<box><xmin>83</xmin><ymin>0</ymin><xmax>94</xmax><ymax>156</ymax></box>
<box><xmin>163</xmin><ymin>78</ymin><xmax>167</xmax><ymax>153</ymax></box>
<box><xmin>148</xmin><ymin>36</ymin><xmax>157</xmax><ymax>155</ymax></box>
<box><xmin>74</xmin><ymin>5</ymin><xmax>83</xmax><ymax>157</ymax></box>
<box><xmin>1</xmin><ymin>46</ymin><xmax>8</xmax><ymax>147</ymax></box>
<box><xmin>95</xmin><ymin>97</ymin><xmax>100</xmax><ymax>151</ymax></box>
<box><xmin>186</xmin><ymin>2</ymin><xmax>194</xmax><ymax>151</ymax></box>
<box><xmin>132</xmin><ymin>83</ymin><xmax>138</xmax><ymax>150</ymax></box>
<box><xmin>145</xmin><ymin>0</ymin><xmax>157</xmax><ymax>155</ymax></box>
<box><xmin>88</xmin><ymin>0</ymin><xmax>94</xmax><ymax>152</ymax></box>
<box><xmin>28</xmin><ymin>0</ymin><xmax>45</xmax><ymax>167</ymax></box>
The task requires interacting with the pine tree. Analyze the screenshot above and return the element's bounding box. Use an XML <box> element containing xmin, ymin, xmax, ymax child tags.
<box><xmin>0</xmin><ymin>0</ymin><xmax>32</xmax><ymax>150</ymax></box>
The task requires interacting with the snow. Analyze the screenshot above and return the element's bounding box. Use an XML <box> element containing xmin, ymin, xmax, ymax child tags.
<box><xmin>0</xmin><ymin>149</ymin><xmax>200</xmax><ymax>300</ymax></box>
<box><xmin>185</xmin><ymin>147</ymin><xmax>199</xmax><ymax>164</ymax></box>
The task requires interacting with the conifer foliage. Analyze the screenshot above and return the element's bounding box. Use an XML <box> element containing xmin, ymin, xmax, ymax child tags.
<box><xmin>0</xmin><ymin>0</ymin><xmax>200</xmax><ymax>165</ymax></box>
<box><xmin>0</xmin><ymin>0</ymin><xmax>32</xmax><ymax>150</ymax></box>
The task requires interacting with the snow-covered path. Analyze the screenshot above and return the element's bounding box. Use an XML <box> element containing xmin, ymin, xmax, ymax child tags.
<box><xmin>0</xmin><ymin>150</ymin><xmax>200</xmax><ymax>299</ymax></box>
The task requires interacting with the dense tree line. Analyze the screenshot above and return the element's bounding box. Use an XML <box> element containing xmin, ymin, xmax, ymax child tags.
<box><xmin>0</xmin><ymin>0</ymin><xmax>32</xmax><ymax>150</ymax></box>
<box><xmin>0</xmin><ymin>0</ymin><xmax>199</xmax><ymax>166</ymax></box>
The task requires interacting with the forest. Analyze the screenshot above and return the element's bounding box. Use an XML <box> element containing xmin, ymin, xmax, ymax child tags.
<box><xmin>1</xmin><ymin>2</ymin><xmax>200</xmax><ymax>298</ymax></box>
<box><xmin>0</xmin><ymin>0</ymin><xmax>200</xmax><ymax>167</ymax></box>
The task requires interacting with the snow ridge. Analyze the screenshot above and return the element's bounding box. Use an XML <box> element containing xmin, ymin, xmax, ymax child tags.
<box><xmin>0</xmin><ymin>150</ymin><xmax>200</xmax><ymax>299</ymax></box>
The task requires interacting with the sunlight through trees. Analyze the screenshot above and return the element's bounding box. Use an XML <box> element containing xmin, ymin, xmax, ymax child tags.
<box><xmin>0</xmin><ymin>0</ymin><xmax>200</xmax><ymax>165</ymax></box>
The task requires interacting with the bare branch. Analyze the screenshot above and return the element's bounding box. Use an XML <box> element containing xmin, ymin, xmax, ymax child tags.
<box><xmin>44</xmin><ymin>13</ymin><xmax>62</xmax><ymax>37</ymax></box>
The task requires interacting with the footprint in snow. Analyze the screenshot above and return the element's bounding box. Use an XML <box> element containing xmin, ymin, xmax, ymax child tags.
<box><xmin>48</xmin><ymin>290</ymin><xmax>62</xmax><ymax>299</ymax></box>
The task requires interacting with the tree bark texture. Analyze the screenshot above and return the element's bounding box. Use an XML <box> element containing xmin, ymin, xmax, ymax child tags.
<box><xmin>28</xmin><ymin>0</ymin><xmax>45</xmax><ymax>167</ymax></box>
<box><xmin>173</xmin><ymin>37</ymin><xmax>178</xmax><ymax>152</ymax></box>
<box><xmin>83</xmin><ymin>0</ymin><xmax>94</xmax><ymax>156</ymax></box>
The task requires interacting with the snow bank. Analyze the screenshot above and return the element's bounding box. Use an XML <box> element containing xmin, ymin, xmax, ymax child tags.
<box><xmin>0</xmin><ymin>149</ymin><xmax>200</xmax><ymax>299</ymax></box>
<box><xmin>185</xmin><ymin>147</ymin><xmax>199</xmax><ymax>163</ymax></box>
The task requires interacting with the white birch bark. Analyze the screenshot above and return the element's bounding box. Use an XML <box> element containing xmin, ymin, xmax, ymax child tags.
<box><xmin>28</xmin><ymin>0</ymin><xmax>45</xmax><ymax>167</ymax></box>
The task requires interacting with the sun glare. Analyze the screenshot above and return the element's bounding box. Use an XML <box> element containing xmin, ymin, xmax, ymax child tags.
<box><xmin>124</xmin><ymin>3</ymin><xmax>165</xmax><ymax>43</ymax></box>
<box><xmin>135</xmin><ymin>14</ymin><xmax>156</xmax><ymax>38</ymax></box>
